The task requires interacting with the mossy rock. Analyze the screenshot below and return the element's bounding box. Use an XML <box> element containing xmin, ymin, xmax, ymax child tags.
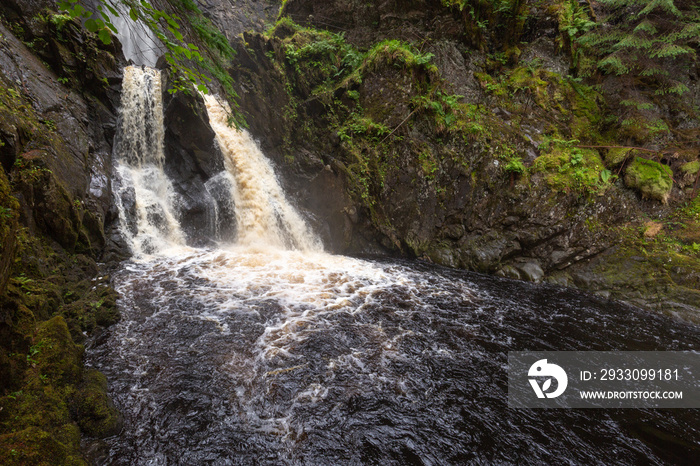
<box><xmin>605</xmin><ymin>147</ymin><xmax>631</xmax><ymax>167</ymax></box>
<box><xmin>624</xmin><ymin>157</ymin><xmax>673</xmax><ymax>203</ymax></box>
<box><xmin>532</xmin><ymin>147</ymin><xmax>605</xmax><ymax>194</ymax></box>
<box><xmin>94</xmin><ymin>287</ymin><xmax>120</xmax><ymax>327</ymax></box>
<box><xmin>0</xmin><ymin>168</ymin><xmax>20</xmax><ymax>295</ymax></box>
<box><xmin>33</xmin><ymin>316</ymin><xmax>82</xmax><ymax>386</ymax></box>
<box><xmin>73</xmin><ymin>370</ymin><xmax>121</xmax><ymax>438</ymax></box>
<box><xmin>0</xmin><ymin>426</ymin><xmax>83</xmax><ymax>466</ymax></box>
<box><xmin>680</xmin><ymin>160</ymin><xmax>700</xmax><ymax>176</ymax></box>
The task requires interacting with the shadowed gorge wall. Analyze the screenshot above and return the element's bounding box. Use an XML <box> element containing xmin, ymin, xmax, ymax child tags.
<box><xmin>0</xmin><ymin>0</ymin><xmax>698</xmax><ymax>463</ymax></box>
<box><xmin>227</xmin><ymin>0</ymin><xmax>700</xmax><ymax>320</ymax></box>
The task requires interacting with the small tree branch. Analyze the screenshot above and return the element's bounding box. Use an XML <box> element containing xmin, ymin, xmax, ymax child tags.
<box><xmin>379</xmin><ymin>107</ymin><xmax>419</xmax><ymax>145</ymax></box>
<box><xmin>575</xmin><ymin>144</ymin><xmax>662</xmax><ymax>154</ymax></box>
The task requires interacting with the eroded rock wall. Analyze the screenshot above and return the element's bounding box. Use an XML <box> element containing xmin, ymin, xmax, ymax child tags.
<box><xmin>228</xmin><ymin>0</ymin><xmax>700</xmax><ymax>320</ymax></box>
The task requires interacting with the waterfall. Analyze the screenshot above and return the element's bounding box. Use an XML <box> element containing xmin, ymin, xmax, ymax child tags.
<box><xmin>202</xmin><ymin>94</ymin><xmax>322</xmax><ymax>252</ymax></box>
<box><xmin>113</xmin><ymin>66</ymin><xmax>186</xmax><ymax>255</ymax></box>
<box><xmin>112</xmin><ymin>67</ymin><xmax>321</xmax><ymax>255</ymax></box>
<box><xmin>94</xmin><ymin>65</ymin><xmax>700</xmax><ymax>466</ymax></box>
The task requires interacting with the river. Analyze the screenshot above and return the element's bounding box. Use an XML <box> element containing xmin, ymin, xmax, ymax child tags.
<box><xmin>84</xmin><ymin>67</ymin><xmax>700</xmax><ymax>465</ymax></box>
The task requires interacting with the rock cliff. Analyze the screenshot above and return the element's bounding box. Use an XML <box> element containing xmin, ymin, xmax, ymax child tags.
<box><xmin>227</xmin><ymin>0</ymin><xmax>700</xmax><ymax>320</ymax></box>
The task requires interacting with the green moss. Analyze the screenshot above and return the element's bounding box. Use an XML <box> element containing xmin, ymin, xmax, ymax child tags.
<box><xmin>363</xmin><ymin>40</ymin><xmax>438</xmax><ymax>75</ymax></box>
<box><xmin>73</xmin><ymin>370</ymin><xmax>121</xmax><ymax>438</ymax></box>
<box><xmin>624</xmin><ymin>157</ymin><xmax>673</xmax><ymax>203</ymax></box>
<box><xmin>0</xmin><ymin>168</ymin><xmax>20</xmax><ymax>295</ymax></box>
<box><xmin>32</xmin><ymin>316</ymin><xmax>82</xmax><ymax>386</ymax></box>
<box><xmin>605</xmin><ymin>147</ymin><xmax>632</xmax><ymax>166</ymax></box>
<box><xmin>532</xmin><ymin>147</ymin><xmax>606</xmax><ymax>194</ymax></box>
<box><xmin>418</xmin><ymin>149</ymin><xmax>439</xmax><ymax>180</ymax></box>
<box><xmin>0</xmin><ymin>426</ymin><xmax>81</xmax><ymax>466</ymax></box>
<box><xmin>681</xmin><ymin>160</ymin><xmax>700</xmax><ymax>176</ymax></box>
<box><xmin>0</xmin><ymin>316</ymin><xmax>86</xmax><ymax>464</ymax></box>
<box><xmin>476</xmin><ymin>66</ymin><xmax>603</xmax><ymax>142</ymax></box>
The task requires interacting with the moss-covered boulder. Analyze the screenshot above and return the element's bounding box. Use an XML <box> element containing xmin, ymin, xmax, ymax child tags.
<box><xmin>32</xmin><ymin>316</ymin><xmax>82</xmax><ymax>386</ymax></box>
<box><xmin>0</xmin><ymin>426</ymin><xmax>82</xmax><ymax>466</ymax></box>
<box><xmin>0</xmin><ymin>316</ymin><xmax>86</xmax><ymax>465</ymax></box>
<box><xmin>681</xmin><ymin>160</ymin><xmax>699</xmax><ymax>176</ymax></box>
<box><xmin>624</xmin><ymin>157</ymin><xmax>673</xmax><ymax>203</ymax></box>
<box><xmin>605</xmin><ymin>147</ymin><xmax>632</xmax><ymax>167</ymax></box>
<box><xmin>73</xmin><ymin>370</ymin><xmax>121</xmax><ymax>438</ymax></box>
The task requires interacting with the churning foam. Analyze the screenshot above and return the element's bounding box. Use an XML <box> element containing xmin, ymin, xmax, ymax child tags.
<box><xmin>202</xmin><ymin>94</ymin><xmax>322</xmax><ymax>252</ymax></box>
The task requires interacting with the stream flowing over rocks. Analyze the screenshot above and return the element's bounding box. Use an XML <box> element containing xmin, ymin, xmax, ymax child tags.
<box><xmin>83</xmin><ymin>65</ymin><xmax>700</xmax><ymax>465</ymax></box>
<box><xmin>1</xmin><ymin>0</ymin><xmax>699</xmax><ymax>464</ymax></box>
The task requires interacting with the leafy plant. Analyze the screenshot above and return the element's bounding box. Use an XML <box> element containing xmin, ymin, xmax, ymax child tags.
<box><xmin>58</xmin><ymin>0</ymin><xmax>209</xmax><ymax>95</ymax></box>
<box><xmin>364</xmin><ymin>40</ymin><xmax>437</xmax><ymax>73</ymax></box>
<box><xmin>577</xmin><ymin>0</ymin><xmax>699</xmax><ymax>94</ymax></box>
<box><xmin>505</xmin><ymin>158</ymin><xmax>526</xmax><ymax>174</ymax></box>
<box><xmin>0</xmin><ymin>206</ymin><xmax>12</xmax><ymax>220</ymax></box>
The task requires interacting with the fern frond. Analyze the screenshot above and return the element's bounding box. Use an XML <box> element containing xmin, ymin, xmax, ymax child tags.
<box><xmin>650</xmin><ymin>43</ymin><xmax>693</xmax><ymax>57</ymax></box>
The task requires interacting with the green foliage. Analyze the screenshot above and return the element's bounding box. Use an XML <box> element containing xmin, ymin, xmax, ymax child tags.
<box><xmin>505</xmin><ymin>157</ymin><xmax>526</xmax><ymax>174</ymax></box>
<box><xmin>441</xmin><ymin>0</ymin><xmax>530</xmax><ymax>48</ymax></box>
<box><xmin>533</xmin><ymin>145</ymin><xmax>609</xmax><ymax>194</ymax></box>
<box><xmin>364</xmin><ymin>40</ymin><xmax>437</xmax><ymax>74</ymax></box>
<box><xmin>49</xmin><ymin>13</ymin><xmax>72</xmax><ymax>32</ymax></box>
<box><xmin>0</xmin><ymin>206</ymin><xmax>13</xmax><ymax>220</ymax></box>
<box><xmin>337</xmin><ymin>112</ymin><xmax>390</xmax><ymax>143</ymax></box>
<box><xmin>57</xmin><ymin>0</ymin><xmax>120</xmax><ymax>44</ymax></box>
<box><xmin>624</xmin><ymin>156</ymin><xmax>674</xmax><ymax>203</ymax></box>
<box><xmin>557</xmin><ymin>0</ymin><xmax>596</xmax><ymax>67</ymax></box>
<box><xmin>283</xmin><ymin>28</ymin><xmax>360</xmax><ymax>81</ymax></box>
<box><xmin>58</xmin><ymin>0</ymin><xmax>211</xmax><ymax>96</ymax></box>
<box><xmin>188</xmin><ymin>12</ymin><xmax>234</xmax><ymax>59</ymax></box>
<box><xmin>413</xmin><ymin>90</ymin><xmax>486</xmax><ymax>138</ymax></box>
<box><xmin>577</xmin><ymin>0</ymin><xmax>699</xmax><ymax>93</ymax></box>
<box><xmin>419</xmin><ymin>149</ymin><xmax>439</xmax><ymax>180</ymax></box>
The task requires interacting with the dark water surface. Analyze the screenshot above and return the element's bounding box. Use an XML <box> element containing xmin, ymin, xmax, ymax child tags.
<box><xmin>85</xmin><ymin>249</ymin><xmax>700</xmax><ymax>465</ymax></box>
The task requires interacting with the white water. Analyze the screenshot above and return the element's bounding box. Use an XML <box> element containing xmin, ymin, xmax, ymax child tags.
<box><xmin>95</xmin><ymin>64</ymin><xmax>700</xmax><ymax>465</ymax></box>
<box><xmin>113</xmin><ymin>65</ymin><xmax>322</xmax><ymax>256</ymax></box>
<box><xmin>202</xmin><ymin>95</ymin><xmax>322</xmax><ymax>252</ymax></box>
<box><xmin>113</xmin><ymin>66</ymin><xmax>186</xmax><ymax>255</ymax></box>
<box><xmin>108</xmin><ymin>69</ymin><xmax>446</xmax><ymax>441</ymax></box>
<box><xmin>109</xmin><ymin>64</ymin><xmax>438</xmax><ymax>402</ymax></box>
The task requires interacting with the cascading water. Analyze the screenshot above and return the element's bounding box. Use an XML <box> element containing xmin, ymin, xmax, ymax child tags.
<box><xmin>112</xmin><ymin>66</ymin><xmax>186</xmax><ymax>255</ymax></box>
<box><xmin>202</xmin><ymin>94</ymin><xmax>322</xmax><ymax>252</ymax></box>
<box><xmin>86</xmin><ymin>70</ymin><xmax>700</xmax><ymax>464</ymax></box>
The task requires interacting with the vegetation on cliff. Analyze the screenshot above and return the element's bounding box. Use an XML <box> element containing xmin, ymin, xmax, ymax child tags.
<box><xmin>0</xmin><ymin>0</ymin><xmax>698</xmax><ymax>461</ymax></box>
<box><xmin>0</xmin><ymin>2</ymin><xmax>125</xmax><ymax>463</ymax></box>
<box><xmin>228</xmin><ymin>0</ymin><xmax>699</xmax><ymax>319</ymax></box>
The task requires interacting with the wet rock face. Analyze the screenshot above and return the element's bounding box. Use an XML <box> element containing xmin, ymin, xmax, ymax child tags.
<box><xmin>282</xmin><ymin>0</ymin><xmax>464</xmax><ymax>48</ymax></box>
<box><xmin>162</xmin><ymin>81</ymin><xmax>230</xmax><ymax>246</ymax></box>
<box><xmin>228</xmin><ymin>0</ymin><xmax>694</xmax><ymax>312</ymax></box>
<box><xmin>0</xmin><ymin>19</ymin><xmax>124</xmax><ymax>256</ymax></box>
<box><xmin>197</xmin><ymin>0</ymin><xmax>282</xmax><ymax>40</ymax></box>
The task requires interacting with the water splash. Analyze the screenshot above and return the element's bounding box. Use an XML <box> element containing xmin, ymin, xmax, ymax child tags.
<box><xmin>112</xmin><ymin>66</ymin><xmax>186</xmax><ymax>255</ymax></box>
<box><xmin>87</xmin><ymin>248</ymin><xmax>700</xmax><ymax>465</ymax></box>
<box><xmin>202</xmin><ymin>94</ymin><xmax>322</xmax><ymax>252</ymax></box>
